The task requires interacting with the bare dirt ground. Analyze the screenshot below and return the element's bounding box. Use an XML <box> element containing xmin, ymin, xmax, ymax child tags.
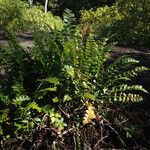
<box><xmin>0</xmin><ymin>33</ymin><xmax>34</xmax><ymax>48</ymax></box>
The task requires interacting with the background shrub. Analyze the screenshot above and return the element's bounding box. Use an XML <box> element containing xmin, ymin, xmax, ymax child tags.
<box><xmin>0</xmin><ymin>0</ymin><xmax>27</xmax><ymax>31</ymax></box>
<box><xmin>22</xmin><ymin>6</ymin><xmax>63</xmax><ymax>31</ymax></box>
<box><xmin>0</xmin><ymin>0</ymin><xmax>63</xmax><ymax>32</ymax></box>
<box><xmin>34</xmin><ymin>0</ymin><xmax>116</xmax><ymax>18</ymax></box>
<box><xmin>81</xmin><ymin>0</ymin><xmax>150</xmax><ymax>47</ymax></box>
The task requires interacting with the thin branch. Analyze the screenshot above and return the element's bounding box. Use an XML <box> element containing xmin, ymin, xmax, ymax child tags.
<box><xmin>19</xmin><ymin>139</ymin><xmax>26</xmax><ymax>149</ymax></box>
<box><xmin>0</xmin><ymin>140</ymin><xmax>4</xmax><ymax>150</ymax></box>
<box><xmin>62</xmin><ymin>127</ymin><xmax>76</xmax><ymax>136</ymax></box>
<box><xmin>59</xmin><ymin>106</ymin><xmax>70</xmax><ymax>118</ymax></box>
<box><xmin>94</xmin><ymin>135</ymin><xmax>108</xmax><ymax>149</ymax></box>
<box><xmin>106</xmin><ymin>123</ymin><xmax>126</xmax><ymax>147</ymax></box>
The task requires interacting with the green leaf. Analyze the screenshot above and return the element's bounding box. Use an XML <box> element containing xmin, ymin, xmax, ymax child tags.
<box><xmin>0</xmin><ymin>94</ymin><xmax>10</xmax><ymax>105</ymax></box>
<box><xmin>45</xmin><ymin>77</ymin><xmax>59</xmax><ymax>85</ymax></box>
<box><xmin>0</xmin><ymin>110</ymin><xmax>9</xmax><ymax>123</ymax></box>
<box><xmin>83</xmin><ymin>92</ymin><xmax>95</xmax><ymax>100</ymax></box>
<box><xmin>34</xmin><ymin>118</ymin><xmax>41</xmax><ymax>122</ymax></box>
<box><xmin>82</xmin><ymin>81</ymin><xmax>90</xmax><ymax>89</ymax></box>
<box><xmin>21</xmin><ymin>120</ymin><xmax>29</xmax><ymax>124</ymax></box>
<box><xmin>65</xmin><ymin>65</ymin><xmax>74</xmax><ymax>77</ymax></box>
<box><xmin>53</xmin><ymin>97</ymin><xmax>60</xmax><ymax>103</ymax></box>
<box><xmin>14</xmin><ymin>123</ymin><xmax>26</xmax><ymax>129</ymax></box>
<box><xmin>0</xmin><ymin>126</ymin><xmax>3</xmax><ymax>136</ymax></box>
<box><xmin>51</xmin><ymin>117</ymin><xmax>56</xmax><ymax>123</ymax></box>
<box><xmin>63</xmin><ymin>94</ymin><xmax>72</xmax><ymax>102</ymax></box>
<box><xmin>39</xmin><ymin>87</ymin><xmax>57</xmax><ymax>92</ymax></box>
<box><xmin>55</xmin><ymin>113</ymin><xmax>61</xmax><ymax>118</ymax></box>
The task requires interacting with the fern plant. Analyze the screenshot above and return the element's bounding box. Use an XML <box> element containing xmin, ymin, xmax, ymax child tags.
<box><xmin>31</xmin><ymin>16</ymin><xmax>149</xmax><ymax>148</ymax></box>
<box><xmin>31</xmin><ymin>8</ymin><xmax>148</xmax><ymax>131</ymax></box>
<box><xmin>0</xmin><ymin>9</ymin><xmax>149</xmax><ymax>149</ymax></box>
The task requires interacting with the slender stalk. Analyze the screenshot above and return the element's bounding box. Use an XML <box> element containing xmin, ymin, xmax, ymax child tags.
<box><xmin>45</xmin><ymin>0</ymin><xmax>49</xmax><ymax>13</ymax></box>
<box><xmin>28</xmin><ymin>0</ymin><xmax>32</xmax><ymax>8</ymax></box>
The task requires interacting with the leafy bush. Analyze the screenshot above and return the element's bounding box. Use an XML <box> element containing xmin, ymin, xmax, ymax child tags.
<box><xmin>80</xmin><ymin>5</ymin><xmax>123</xmax><ymax>39</ymax></box>
<box><xmin>21</xmin><ymin>6</ymin><xmax>63</xmax><ymax>31</ymax></box>
<box><xmin>0</xmin><ymin>0</ymin><xmax>27</xmax><ymax>31</ymax></box>
<box><xmin>0</xmin><ymin>9</ymin><xmax>149</xmax><ymax>149</ymax></box>
<box><xmin>81</xmin><ymin>0</ymin><xmax>150</xmax><ymax>47</ymax></box>
<box><xmin>0</xmin><ymin>0</ymin><xmax>63</xmax><ymax>32</ymax></box>
<box><xmin>34</xmin><ymin>0</ymin><xmax>115</xmax><ymax>17</ymax></box>
<box><xmin>115</xmin><ymin>0</ymin><xmax>150</xmax><ymax>46</ymax></box>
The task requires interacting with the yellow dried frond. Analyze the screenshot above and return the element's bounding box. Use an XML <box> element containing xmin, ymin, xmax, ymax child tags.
<box><xmin>83</xmin><ymin>103</ymin><xmax>96</xmax><ymax>125</ymax></box>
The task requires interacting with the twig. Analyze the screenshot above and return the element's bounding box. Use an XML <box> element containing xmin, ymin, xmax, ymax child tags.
<box><xmin>61</xmin><ymin>127</ymin><xmax>76</xmax><ymax>136</ymax></box>
<box><xmin>94</xmin><ymin>135</ymin><xmax>108</xmax><ymax>149</ymax></box>
<box><xmin>0</xmin><ymin>140</ymin><xmax>4</xmax><ymax>150</ymax></box>
<box><xmin>18</xmin><ymin>139</ymin><xmax>26</xmax><ymax>150</ymax></box>
<box><xmin>106</xmin><ymin>123</ymin><xmax>126</xmax><ymax>147</ymax></box>
<box><xmin>59</xmin><ymin>106</ymin><xmax>70</xmax><ymax>118</ymax></box>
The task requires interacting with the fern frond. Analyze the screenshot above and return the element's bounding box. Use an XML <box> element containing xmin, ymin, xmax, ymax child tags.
<box><xmin>111</xmin><ymin>84</ymin><xmax>148</xmax><ymax>93</ymax></box>
<box><xmin>82</xmin><ymin>38</ymin><xmax>93</xmax><ymax>73</ymax></box>
<box><xmin>98</xmin><ymin>40</ymin><xmax>113</xmax><ymax>67</ymax></box>
<box><xmin>107</xmin><ymin>56</ymin><xmax>140</xmax><ymax>74</ymax></box>
<box><xmin>63</xmin><ymin>9</ymin><xmax>76</xmax><ymax>39</ymax></box>
<box><xmin>101</xmin><ymin>83</ymin><xmax>148</xmax><ymax>102</ymax></box>
<box><xmin>63</xmin><ymin>38</ymin><xmax>78</xmax><ymax>67</ymax></box>
<box><xmin>74</xmin><ymin>127</ymin><xmax>81</xmax><ymax>150</ymax></box>
<box><xmin>105</xmin><ymin>77</ymin><xmax>131</xmax><ymax>87</ymax></box>
<box><xmin>13</xmin><ymin>95</ymin><xmax>30</xmax><ymax>105</ymax></box>
<box><xmin>0</xmin><ymin>94</ymin><xmax>10</xmax><ymax>105</ymax></box>
<box><xmin>88</xmin><ymin>39</ymin><xmax>100</xmax><ymax>75</ymax></box>
<box><xmin>13</xmin><ymin>95</ymin><xmax>30</xmax><ymax>102</ymax></box>
<box><xmin>113</xmin><ymin>92</ymin><xmax>143</xmax><ymax>102</ymax></box>
<box><xmin>105</xmin><ymin>66</ymin><xmax>148</xmax><ymax>87</ymax></box>
<box><xmin>26</xmin><ymin>102</ymin><xmax>41</xmax><ymax>112</ymax></box>
<box><xmin>118</xmin><ymin>66</ymin><xmax>149</xmax><ymax>78</ymax></box>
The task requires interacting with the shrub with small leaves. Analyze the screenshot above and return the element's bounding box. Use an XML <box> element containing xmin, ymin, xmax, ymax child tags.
<box><xmin>0</xmin><ymin>0</ymin><xmax>63</xmax><ymax>32</ymax></box>
<box><xmin>81</xmin><ymin>0</ymin><xmax>150</xmax><ymax>47</ymax></box>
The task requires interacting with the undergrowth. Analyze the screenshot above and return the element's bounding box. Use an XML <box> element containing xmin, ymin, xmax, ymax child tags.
<box><xmin>0</xmin><ymin>9</ymin><xmax>149</xmax><ymax>149</ymax></box>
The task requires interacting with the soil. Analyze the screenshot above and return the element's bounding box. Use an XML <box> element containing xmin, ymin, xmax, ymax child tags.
<box><xmin>0</xmin><ymin>32</ymin><xmax>34</xmax><ymax>48</ymax></box>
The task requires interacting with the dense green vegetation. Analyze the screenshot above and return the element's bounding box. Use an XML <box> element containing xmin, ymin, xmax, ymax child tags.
<box><xmin>0</xmin><ymin>0</ymin><xmax>63</xmax><ymax>32</ymax></box>
<box><xmin>81</xmin><ymin>0</ymin><xmax>150</xmax><ymax>47</ymax></box>
<box><xmin>24</xmin><ymin>0</ymin><xmax>115</xmax><ymax>17</ymax></box>
<box><xmin>0</xmin><ymin>0</ymin><xmax>150</xmax><ymax>149</ymax></box>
